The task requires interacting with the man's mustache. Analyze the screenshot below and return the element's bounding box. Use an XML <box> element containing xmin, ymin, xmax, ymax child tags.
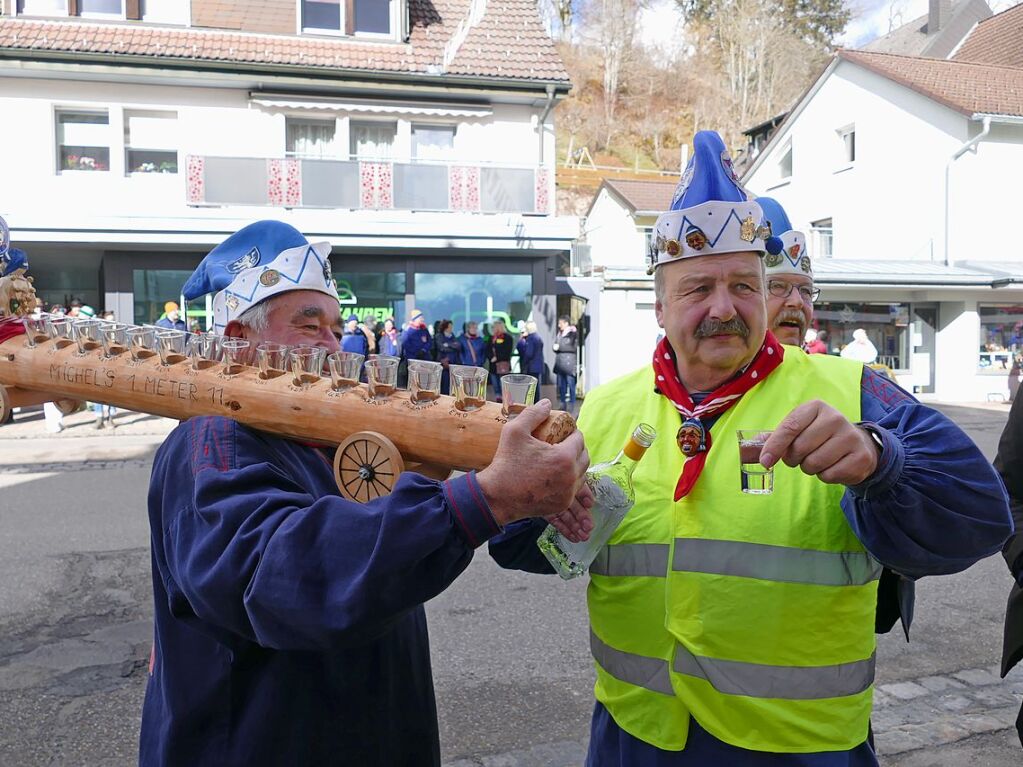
<box><xmin>773</xmin><ymin>309</ymin><xmax>806</xmax><ymax>328</ymax></box>
<box><xmin>695</xmin><ymin>316</ymin><xmax>750</xmax><ymax>338</ymax></box>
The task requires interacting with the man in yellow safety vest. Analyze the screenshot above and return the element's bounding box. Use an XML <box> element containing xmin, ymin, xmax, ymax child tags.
<box><xmin>491</xmin><ymin>130</ymin><xmax>1012</xmax><ymax>765</ymax></box>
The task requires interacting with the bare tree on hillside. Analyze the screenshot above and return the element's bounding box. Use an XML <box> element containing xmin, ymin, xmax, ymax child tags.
<box><xmin>538</xmin><ymin>0</ymin><xmax>575</xmax><ymax>40</ymax></box>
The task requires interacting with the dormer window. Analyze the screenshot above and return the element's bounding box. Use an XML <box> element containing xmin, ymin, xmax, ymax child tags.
<box><xmin>301</xmin><ymin>0</ymin><xmax>397</xmax><ymax>37</ymax></box>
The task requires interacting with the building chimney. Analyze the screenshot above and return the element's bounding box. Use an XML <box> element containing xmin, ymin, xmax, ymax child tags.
<box><xmin>929</xmin><ymin>0</ymin><xmax>952</xmax><ymax>33</ymax></box>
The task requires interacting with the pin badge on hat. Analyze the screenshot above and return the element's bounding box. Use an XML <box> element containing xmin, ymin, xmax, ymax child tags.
<box><xmin>739</xmin><ymin>216</ymin><xmax>757</xmax><ymax>242</ymax></box>
<box><xmin>685</xmin><ymin>230</ymin><xmax>708</xmax><ymax>250</ymax></box>
<box><xmin>259</xmin><ymin>269</ymin><xmax>281</xmax><ymax>287</ymax></box>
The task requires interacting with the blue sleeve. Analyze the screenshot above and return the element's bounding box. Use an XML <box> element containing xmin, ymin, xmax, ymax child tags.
<box><xmin>489</xmin><ymin>518</ymin><xmax>556</xmax><ymax>574</ymax></box>
<box><xmin>841</xmin><ymin>366</ymin><xmax>1013</xmax><ymax>578</ymax></box>
<box><xmin>157</xmin><ymin>418</ymin><xmax>501</xmax><ymax>651</ymax></box>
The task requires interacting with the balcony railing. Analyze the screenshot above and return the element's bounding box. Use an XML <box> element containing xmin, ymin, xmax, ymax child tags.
<box><xmin>185</xmin><ymin>155</ymin><xmax>552</xmax><ymax>215</ymax></box>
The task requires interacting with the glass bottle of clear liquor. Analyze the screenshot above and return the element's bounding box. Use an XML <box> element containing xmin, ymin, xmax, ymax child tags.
<box><xmin>537</xmin><ymin>423</ymin><xmax>657</xmax><ymax>580</ymax></box>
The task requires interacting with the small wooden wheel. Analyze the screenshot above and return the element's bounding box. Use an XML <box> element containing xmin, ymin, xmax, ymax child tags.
<box><xmin>54</xmin><ymin>398</ymin><xmax>82</xmax><ymax>416</ymax></box>
<box><xmin>0</xmin><ymin>386</ymin><xmax>11</xmax><ymax>424</ymax></box>
<box><xmin>334</xmin><ymin>431</ymin><xmax>405</xmax><ymax>503</ymax></box>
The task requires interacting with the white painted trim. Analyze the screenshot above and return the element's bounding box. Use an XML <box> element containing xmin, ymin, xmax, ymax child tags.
<box><xmin>250</xmin><ymin>95</ymin><xmax>492</xmax><ymax>118</ymax></box>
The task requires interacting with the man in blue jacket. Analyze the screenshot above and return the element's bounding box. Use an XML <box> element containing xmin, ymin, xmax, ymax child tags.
<box><xmin>340</xmin><ymin>312</ymin><xmax>369</xmax><ymax>356</ymax></box>
<box><xmin>140</xmin><ymin>221</ymin><xmax>593</xmax><ymax>767</ymax></box>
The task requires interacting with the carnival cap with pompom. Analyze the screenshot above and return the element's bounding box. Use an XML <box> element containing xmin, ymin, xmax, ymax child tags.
<box><xmin>182</xmin><ymin>220</ymin><xmax>339</xmax><ymax>332</ymax></box>
<box><xmin>649</xmin><ymin>131</ymin><xmax>767</xmax><ymax>274</ymax></box>
<box><xmin>756</xmin><ymin>196</ymin><xmax>811</xmax><ymax>279</ymax></box>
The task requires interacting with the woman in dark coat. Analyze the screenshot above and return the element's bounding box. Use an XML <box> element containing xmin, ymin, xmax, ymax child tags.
<box><xmin>552</xmin><ymin>315</ymin><xmax>578</xmax><ymax>412</ymax></box>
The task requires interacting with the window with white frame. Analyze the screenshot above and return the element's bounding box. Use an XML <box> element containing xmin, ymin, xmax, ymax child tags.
<box><xmin>837</xmin><ymin>125</ymin><xmax>855</xmax><ymax>164</ymax></box>
<box><xmin>141</xmin><ymin>0</ymin><xmax>188</xmax><ymax>24</ymax></box>
<box><xmin>286</xmin><ymin>117</ymin><xmax>337</xmax><ymax>159</ymax></box>
<box><xmin>412</xmin><ymin>124</ymin><xmax>455</xmax><ymax>161</ymax></box>
<box><xmin>125</xmin><ymin>111</ymin><xmax>178</xmax><ymax>174</ymax></box>
<box><xmin>811</xmin><ymin>218</ymin><xmax>833</xmax><ymax>258</ymax></box>
<box><xmin>79</xmin><ymin>0</ymin><xmax>123</xmax><ymax>14</ymax></box>
<box><xmin>350</xmin><ymin>121</ymin><xmax>396</xmax><ymax>159</ymax></box>
<box><xmin>17</xmin><ymin>0</ymin><xmax>68</xmax><ymax>14</ymax></box>
<box><xmin>300</xmin><ymin>0</ymin><xmax>396</xmax><ymax>36</ymax></box>
<box><xmin>56</xmin><ymin>110</ymin><xmax>110</xmax><ymax>172</ymax></box>
<box><xmin>778</xmin><ymin>142</ymin><xmax>792</xmax><ymax>179</ymax></box>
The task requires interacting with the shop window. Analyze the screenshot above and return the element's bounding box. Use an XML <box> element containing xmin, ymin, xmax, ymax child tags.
<box><xmin>56</xmin><ymin>110</ymin><xmax>110</xmax><ymax>172</ymax></box>
<box><xmin>813</xmin><ymin>302</ymin><xmax>909</xmax><ymax>369</ymax></box>
<box><xmin>133</xmin><ymin>268</ymin><xmax>194</xmax><ymax>327</ymax></box>
<box><xmin>125</xmin><ymin>110</ymin><xmax>178</xmax><ymax>174</ymax></box>
<box><xmin>286</xmin><ymin>118</ymin><xmax>337</xmax><ymax>159</ymax></box>
<box><xmin>350</xmin><ymin>121</ymin><xmax>396</xmax><ymax>160</ymax></box>
<box><xmin>414</xmin><ymin>272</ymin><xmax>531</xmax><ymax>335</ymax></box>
<box><xmin>979</xmin><ymin>304</ymin><xmax>1023</xmax><ymax>373</ymax></box>
<box><xmin>412</xmin><ymin>124</ymin><xmax>455</xmax><ymax>161</ymax></box>
<box><xmin>333</xmin><ymin>272</ymin><xmax>407</xmax><ymax>322</ymax></box>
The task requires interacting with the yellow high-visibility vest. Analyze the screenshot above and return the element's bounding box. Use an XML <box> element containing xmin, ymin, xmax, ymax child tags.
<box><xmin>579</xmin><ymin>350</ymin><xmax>877</xmax><ymax>753</ymax></box>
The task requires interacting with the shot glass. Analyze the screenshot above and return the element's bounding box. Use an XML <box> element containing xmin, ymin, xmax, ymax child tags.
<box><xmin>408</xmin><ymin>360</ymin><xmax>442</xmax><ymax>405</ymax></box>
<box><xmin>500</xmin><ymin>374</ymin><xmax>537</xmax><ymax>419</ymax></box>
<box><xmin>22</xmin><ymin>315</ymin><xmax>49</xmax><ymax>347</ymax></box>
<box><xmin>290</xmin><ymin>345</ymin><xmax>327</xmax><ymax>389</ymax></box>
<box><xmin>73</xmin><ymin>319</ymin><xmax>103</xmax><ymax>353</ymax></box>
<box><xmin>219</xmin><ymin>338</ymin><xmax>251</xmax><ymax>377</ymax></box>
<box><xmin>365</xmin><ymin>357</ymin><xmax>399</xmax><ymax>400</ymax></box>
<box><xmin>46</xmin><ymin>316</ymin><xmax>74</xmax><ymax>348</ymax></box>
<box><xmin>451</xmin><ymin>365</ymin><xmax>489</xmax><ymax>412</ymax></box>
<box><xmin>188</xmin><ymin>334</ymin><xmax>221</xmax><ymax>371</ymax></box>
<box><xmin>327</xmin><ymin>351</ymin><xmax>364</xmax><ymax>391</ymax></box>
<box><xmin>737</xmin><ymin>430</ymin><xmax>774</xmax><ymax>495</ymax></box>
<box><xmin>100</xmin><ymin>322</ymin><xmax>129</xmax><ymax>357</ymax></box>
<box><xmin>256</xmin><ymin>342</ymin><xmax>290</xmax><ymax>380</ymax></box>
<box><xmin>126</xmin><ymin>326</ymin><xmax>157</xmax><ymax>360</ymax></box>
<box><xmin>156</xmin><ymin>329</ymin><xmax>188</xmax><ymax>365</ymax></box>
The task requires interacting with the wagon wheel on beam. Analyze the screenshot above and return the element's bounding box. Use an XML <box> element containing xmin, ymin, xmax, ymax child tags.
<box><xmin>334</xmin><ymin>431</ymin><xmax>404</xmax><ymax>503</ymax></box>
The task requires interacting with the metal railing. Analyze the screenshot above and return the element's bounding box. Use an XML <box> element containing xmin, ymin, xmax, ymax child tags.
<box><xmin>185</xmin><ymin>155</ymin><xmax>552</xmax><ymax>215</ymax></box>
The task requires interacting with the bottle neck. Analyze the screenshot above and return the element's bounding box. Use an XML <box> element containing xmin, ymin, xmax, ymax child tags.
<box><xmin>620</xmin><ymin>439</ymin><xmax>647</xmax><ymax>466</ymax></box>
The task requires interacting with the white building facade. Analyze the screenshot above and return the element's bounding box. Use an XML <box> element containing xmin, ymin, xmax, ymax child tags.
<box><xmin>742</xmin><ymin>48</ymin><xmax>1023</xmax><ymax>402</ymax></box>
<box><xmin>0</xmin><ymin>0</ymin><xmax>577</xmax><ymax>356</ymax></box>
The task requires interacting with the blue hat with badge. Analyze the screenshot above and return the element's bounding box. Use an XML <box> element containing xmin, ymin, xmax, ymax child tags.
<box><xmin>649</xmin><ymin>131</ymin><xmax>766</xmax><ymax>274</ymax></box>
<box><xmin>182</xmin><ymin>220</ymin><xmax>339</xmax><ymax>331</ymax></box>
<box><xmin>0</xmin><ymin>247</ymin><xmax>28</xmax><ymax>278</ymax></box>
<box><xmin>756</xmin><ymin>196</ymin><xmax>811</xmax><ymax>279</ymax></box>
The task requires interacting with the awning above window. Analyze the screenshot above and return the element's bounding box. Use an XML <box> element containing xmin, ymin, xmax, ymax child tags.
<box><xmin>249</xmin><ymin>93</ymin><xmax>492</xmax><ymax>118</ymax></box>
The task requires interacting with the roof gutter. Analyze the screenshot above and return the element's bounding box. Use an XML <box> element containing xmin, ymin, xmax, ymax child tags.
<box><xmin>0</xmin><ymin>47</ymin><xmax>572</xmax><ymax>97</ymax></box>
<box><xmin>537</xmin><ymin>84</ymin><xmax>556</xmax><ymax>165</ymax></box>
<box><xmin>944</xmin><ymin>114</ymin><xmax>991</xmax><ymax>266</ymax></box>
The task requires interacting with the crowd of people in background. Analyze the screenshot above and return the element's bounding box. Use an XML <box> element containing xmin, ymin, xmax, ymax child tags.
<box><xmin>341</xmin><ymin>309</ymin><xmax>581</xmax><ymax>408</ymax></box>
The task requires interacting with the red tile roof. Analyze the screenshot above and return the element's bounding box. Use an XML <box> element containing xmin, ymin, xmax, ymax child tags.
<box><xmin>839</xmin><ymin>48</ymin><xmax>1023</xmax><ymax>117</ymax></box>
<box><xmin>602</xmin><ymin>179</ymin><xmax>676</xmax><ymax>213</ymax></box>
<box><xmin>952</xmin><ymin>1</ymin><xmax>1023</xmax><ymax>68</ymax></box>
<box><xmin>0</xmin><ymin>0</ymin><xmax>569</xmax><ymax>83</ymax></box>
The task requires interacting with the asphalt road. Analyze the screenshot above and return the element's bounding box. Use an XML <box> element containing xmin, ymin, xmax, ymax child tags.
<box><xmin>0</xmin><ymin>403</ymin><xmax>1020</xmax><ymax>765</ymax></box>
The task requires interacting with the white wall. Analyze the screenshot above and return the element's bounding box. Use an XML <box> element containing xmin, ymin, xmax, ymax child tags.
<box><xmin>745</xmin><ymin>60</ymin><xmax>969</xmax><ymax>265</ymax></box>
<box><xmin>592</xmin><ymin>286</ymin><xmax>661</xmax><ymax>388</ymax></box>
<box><xmin>585</xmin><ymin>190</ymin><xmax>649</xmax><ymax>272</ymax></box>
<box><xmin>0</xmin><ymin>75</ymin><xmax>556</xmax><ymax>226</ymax></box>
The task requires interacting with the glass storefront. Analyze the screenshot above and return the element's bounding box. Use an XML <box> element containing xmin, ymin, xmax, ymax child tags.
<box><xmin>334</xmin><ymin>271</ymin><xmax>406</xmax><ymax>324</ymax></box>
<box><xmin>413</xmin><ymin>272</ymin><xmax>531</xmax><ymax>333</ymax></box>
<box><xmin>812</xmin><ymin>302</ymin><xmax>911</xmax><ymax>369</ymax></box>
<box><xmin>133</xmin><ymin>268</ymin><xmax>193</xmax><ymax>326</ymax></box>
<box><xmin>979</xmin><ymin>304</ymin><xmax>1023</xmax><ymax>372</ymax></box>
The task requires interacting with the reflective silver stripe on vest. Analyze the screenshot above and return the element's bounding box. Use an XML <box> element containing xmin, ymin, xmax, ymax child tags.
<box><xmin>672</xmin><ymin>538</ymin><xmax>882</xmax><ymax>587</ymax></box>
<box><xmin>590</xmin><ymin>543</ymin><xmax>670</xmax><ymax>577</ymax></box>
<box><xmin>590</xmin><ymin>629</ymin><xmax>674</xmax><ymax>696</ymax></box>
<box><xmin>673</xmin><ymin>643</ymin><xmax>875</xmax><ymax>700</ymax></box>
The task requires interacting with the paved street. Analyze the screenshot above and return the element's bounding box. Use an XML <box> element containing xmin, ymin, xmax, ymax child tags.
<box><xmin>0</xmin><ymin>402</ymin><xmax>1020</xmax><ymax>765</ymax></box>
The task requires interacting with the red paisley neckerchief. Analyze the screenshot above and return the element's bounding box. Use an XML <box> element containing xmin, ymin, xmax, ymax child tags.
<box><xmin>652</xmin><ymin>332</ymin><xmax>785</xmax><ymax>500</ymax></box>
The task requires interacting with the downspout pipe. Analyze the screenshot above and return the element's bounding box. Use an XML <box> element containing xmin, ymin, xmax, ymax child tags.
<box><xmin>537</xmin><ymin>84</ymin><xmax>556</xmax><ymax>166</ymax></box>
<box><xmin>944</xmin><ymin>115</ymin><xmax>991</xmax><ymax>266</ymax></box>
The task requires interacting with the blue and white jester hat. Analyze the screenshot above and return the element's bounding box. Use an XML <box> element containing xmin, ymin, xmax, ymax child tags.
<box><xmin>182</xmin><ymin>221</ymin><xmax>339</xmax><ymax>332</ymax></box>
<box><xmin>649</xmin><ymin>131</ymin><xmax>766</xmax><ymax>274</ymax></box>
<box><xmin>0</xmin><ymin>247</ymin><xmax>28</xmax><ymax>278</ymax></box>
<box><xmin>756</xmin><ymin>196</ymin><xmax>811</xmax><ymax>279</ymax></box>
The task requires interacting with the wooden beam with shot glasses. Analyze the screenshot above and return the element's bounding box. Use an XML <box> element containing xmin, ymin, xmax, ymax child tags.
<box><xmin>0</xmin><ymin>318</ymin><xmax>576</xmax><ymax>502</ymax></box>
